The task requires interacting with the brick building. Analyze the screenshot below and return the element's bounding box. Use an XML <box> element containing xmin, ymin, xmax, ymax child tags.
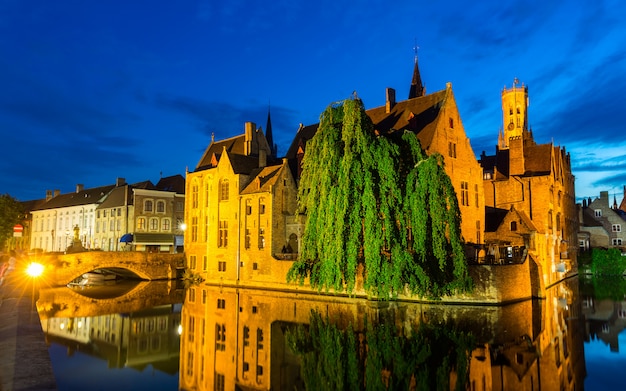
<box><xmin>479</xmin><ymin>80</ymin><xmax>578</xmax><ymax>291</ymax></box>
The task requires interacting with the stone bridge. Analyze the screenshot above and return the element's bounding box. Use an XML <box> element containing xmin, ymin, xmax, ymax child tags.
<box><xmin>33</xmin><ymin>251</ymin><xmax>186</xmax><ymax>287</ymax></box>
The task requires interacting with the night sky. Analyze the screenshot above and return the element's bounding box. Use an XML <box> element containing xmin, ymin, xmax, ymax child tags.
<box><xmin>2</xmin><ymin>1</ymin><xmax>625</xmax><ymax>202</ymax></box>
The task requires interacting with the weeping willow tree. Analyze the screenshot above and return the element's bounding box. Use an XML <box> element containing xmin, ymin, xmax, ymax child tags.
<box><xmin>286</xmin><ymin>309</ymin><xmax>475</xmax><ymax>391</ymax></box>
<box><xmin>287</xmin><ymin>97</ymin><xmax>472</xmax><ymax>299</ymax></box>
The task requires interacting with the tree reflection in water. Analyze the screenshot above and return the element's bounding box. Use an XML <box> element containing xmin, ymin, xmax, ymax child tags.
<box><xmin>286</xmin><ymin>309</ymin><xmax>474</xmax><ymax>390</ymax></box>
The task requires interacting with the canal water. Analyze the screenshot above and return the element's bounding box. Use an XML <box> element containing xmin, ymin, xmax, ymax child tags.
<box><xmin>34</xmin><ymin>276</ymin><xmax>626</xmax><ymax>390</ymax></box>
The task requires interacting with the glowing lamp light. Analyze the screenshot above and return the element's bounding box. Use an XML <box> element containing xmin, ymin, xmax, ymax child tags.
<box><xmin>177</xmin><ymin>324</ymin><xmax>183</xmax><ymax>335</ymax></box>
<box><xmin>26</xmin><ymin>262</ymin><xmax>44</xmax><ymax>278</ymax></box>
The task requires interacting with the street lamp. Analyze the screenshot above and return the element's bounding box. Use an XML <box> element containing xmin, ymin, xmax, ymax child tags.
<box><xmin>26</xmin><ymin>261</ymin><xmax>44</xmax><ymax>313</ymax></box>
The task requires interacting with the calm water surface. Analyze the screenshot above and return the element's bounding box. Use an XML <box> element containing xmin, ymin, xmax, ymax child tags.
<box><xmin>35</xmin><ymin>276</ymin><xmax>626</xmax><ymax>390</ymax></box>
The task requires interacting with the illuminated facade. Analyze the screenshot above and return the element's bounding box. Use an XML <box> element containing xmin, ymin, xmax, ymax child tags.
<box><xmin>184</xmin><ymin>121</ymin><xmax>302</xmax><ymax>286</ymax></box>
<box><xmin>480</xmin><ymin>81</ymin><xmax>578</xmax><ymax>293</ymax></box>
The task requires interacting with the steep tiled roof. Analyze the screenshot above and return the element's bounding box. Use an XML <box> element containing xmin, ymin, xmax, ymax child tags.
<box><xmin>196</xmin><ymin>135</ymin><xmax>246</xmax><ymax>170</ymax></box>
<box><xmin>156</xmin><ymin>174</ymin><xmax>185</xmax><ymax>194</ymax></box>
<box><xmin>241</xmin><ymin>164</ymin><xmax>283</xmax><ymax>194</ymax></box>
<box><xmin>367</xmin><ymin>88</ymin><xmax>447</xmax><ymax>148</ymax></box>
<box><xmin>229</xmin><ymin>154</ymin><xmax>263</xmax><ymax>175</ymax></box>
<box><xmin>524</xmin><ymin>143</ymin><xmax>552</xmax><ymax>175</ymax></box>
<box><xmin>98</xmin><ymin>185</ymin><xmax>132</xmax><ymax>208</ymax></box>
<box><xmin>34</xmin><ymin>184</ymin><xmax>116</xmax><ymax>210</ymax></box>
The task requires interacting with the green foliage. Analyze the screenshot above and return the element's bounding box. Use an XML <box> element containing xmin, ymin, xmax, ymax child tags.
<box><xmin>286</xmin><ymin>309</ymin><xmax>475</xmax><ymax>390</ymax></box>
<box><xmin>580</xmin><ymin>275</ymin><xmax>626</xmax><ymax>301</ymax></box>
<box><xmin>287</xmin><ymin>97</ymin><xmax>471</xmax><ymax>299</ymax></box>
<box><xmin>589</xmin><ymin>248</ymin><xmax>626</xmax><ymax>276</ymax></box>
<box><xmin>0</xmin><ymin>194</ymin><xmax>23</xmax><ymax>251</ymax></box>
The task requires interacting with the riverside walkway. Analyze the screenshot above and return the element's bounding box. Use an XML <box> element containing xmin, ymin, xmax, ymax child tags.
<box><xmin>0</xmin><ymin>273</ymin><xmax>57</xmax><ymax>391</ymax></box>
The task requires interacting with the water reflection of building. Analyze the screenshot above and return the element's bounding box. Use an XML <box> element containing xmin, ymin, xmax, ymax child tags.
<box><xmin>582</xmin><ymin>294</ymin><xmax>626</xmax><ymax>353</ymax></box>
<box><xmin>179</xmin><ymin>278</ymin><xmax>585</xmax><ymax>390</ymax></box>
<box><xmin>41</xmin><ymin>304</ymin><xmax>181</xmax><ymax>372</ymax></box>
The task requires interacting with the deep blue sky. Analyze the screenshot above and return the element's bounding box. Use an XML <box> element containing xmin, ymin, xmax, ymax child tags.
<box><xmin>2</xmin><ymin>0</ymin><xmax>625</xmax><ymax>202</ymax></box>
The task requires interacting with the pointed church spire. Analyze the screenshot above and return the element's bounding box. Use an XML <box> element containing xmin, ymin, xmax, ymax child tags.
<box><xmin>408</xmin><ymin>43</ymin><xmax>425</xmax><ymax>99</ymax></box>
<box><xmin>266</xmin><ymin>104</ymin><xmax>277</xmax><ymax>158</ymax></box>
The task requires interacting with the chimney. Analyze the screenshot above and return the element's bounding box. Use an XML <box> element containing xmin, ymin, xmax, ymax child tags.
<box><xmin>244</xmin><ymin>122</ymin><xmax>255</xmax><ymax>156</ymax></box>
<box><xmin>54</xmin><ymin>189</ymin><xmax>60</xmax><ymax>197</ymax></box>
<box><xmin>116</xmin><ymin>177</ymin><xmax>126</xmax><ymax>187</ymax></box>
<box><xmin>600</xmin><ymin>191</ymin><xmax>609</xmax><ymax>206</ymax></box>
<box><xmin>385</xmin><ymin>88</ymin><xmax>396</xmax><ymax>113</ymax></box>
<box><xmin>46</xmin><ymin>190</ymin><xmax>53</xmax><ymax>201</ymax></box>
<box><xmin>76</xmin><ymin>184</ymin><xmax>84</xmax><ymax>193</ymax></box>
<box><xmin>259</xmin><ymin>148</ymin><xmax>267</xmax><ymax>168</ymax></box>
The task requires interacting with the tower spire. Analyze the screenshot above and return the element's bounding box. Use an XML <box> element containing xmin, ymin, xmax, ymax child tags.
<box><xmin>409</xmin><ymin>42</ymin><xmax>425</xmax><ymax>99</ymax></box>
<box><xmin>266</xmin><ymin>103</ymin><xmax>277</xmax><ymax>159</ymax></box>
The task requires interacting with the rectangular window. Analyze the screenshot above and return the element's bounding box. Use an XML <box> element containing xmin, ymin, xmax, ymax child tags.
<box><xmin>203</xmin><ymin>255</ymin><xmax>208</xmax><ymax>271</ymax></box>
<box><xmin>460</xmin><ymin>181</ymin><xmax>469</xmax><ymax>206</ymax></box>
<box><xmin>218</xmin><ymin>261</ymin><xmax>227</xmax><ymax>272</ymax></box>
<box><xmin>189</xmin><ymin>255</ymin><xmax>197</xmax><ymax>270</ymax></box>
<box><xmin>259</xmin><ymin>198</ymin><xmax>266</xmax><ymax>214</ymax></box>
<box><xmin>612</xmin><ymin>224</ymin><xmax>621</xmax><ymax>232</ymax></box>
<box><xmin>220</xmin><ymin>181</ymin><xmax>229</xmax><ymax>201</ymax></box>
<box><xmin>217</xmin><ymin>298</ymin><xmax>226</xmax><ymax>309</ymax></box>
<box><xmin>110</xmin><ymin>220</ymin><xmax>115</xmax><ymax>231</ymax></box>
<box><xmin>258</xmin><ymin>228</ymin><xmax>265</xmax><ymax>249</ymax></box>
<box><xmin>595</xmin><ymin>209</ymin><xmax>602</xmax><ymax>217</ymax></box>
<box><xmin>192</xmin><ymin>185</ymin><xmax>198</xmax><ymax>208</ymax></box>
<box><xmin>474</xmin><ymin>184</ymin><xmax>479</xmax><ymax>207</ymax></box>
<box><xmin>191</xmin><ymin>217</ymin><xmax>198</xmax><ymax>242</ymax></box>
<box><xmin>218</xmin><ymin>220</ymin><xmax>228</xmax><ymax>247</ymax></box>
<box><xmin>612</xmin><ymin>238</ymin><xmax>623</xmax><ymax>246</ymax></box>
<box><xmin>201</xmin><ymin>289</ymin><xmax>207</xmax><ymax>304</ymax></box>
<box><xmin>188</xmin><ymin>288</ymin><xmax>196</xmax><ymax>302</ymax></box>
<box><xmin>245</xmin><ymin>229</ymin><xmax>251</xmax><ymax>249</ymax></box>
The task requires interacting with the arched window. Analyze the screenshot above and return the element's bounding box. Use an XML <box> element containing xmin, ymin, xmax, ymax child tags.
<box><xmin>162</xmin><ymin>218</ymin><xmax>171</xmax><ymax>231</ymax></box>
<box><xmin>137</xmin><ymin>218</ymin><xmax>146</xmax><ymax>230</ymax></box>
<box><xmin>144</xmin><ymin>200</ymin><xmax>153</xmax><ymax>212</ymax></box>
<box><xmin>156</xmin><ymin>200</ymin><xmax>165</xmax><ymax>213</ymax></box>
<box><xmin>150</xmin><ymin>218</ymin><xmax>159</xmax><ymax>230</ymax></box>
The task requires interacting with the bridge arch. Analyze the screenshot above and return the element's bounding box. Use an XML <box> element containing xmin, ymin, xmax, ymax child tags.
<box><xmin>37</xmin><ymin>251</ymin><xmax>186</xmax><ymax>286</ymax></box>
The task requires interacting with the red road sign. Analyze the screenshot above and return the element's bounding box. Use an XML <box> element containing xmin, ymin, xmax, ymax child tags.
<box><xmin>13</xmin><ymin>224</ymin><xmax>23</xmax><ymax>237</ymax></box>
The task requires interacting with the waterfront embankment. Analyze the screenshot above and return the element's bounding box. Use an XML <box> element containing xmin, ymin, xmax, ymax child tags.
<box><xmin>0</xmin><ymin>274</ymin><xmax>57</xmax><ymax>391</ymax></box>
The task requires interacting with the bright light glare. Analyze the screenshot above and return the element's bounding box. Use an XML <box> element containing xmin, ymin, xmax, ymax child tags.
<box><xmin>26</xmin><ymin>262</ymin><xmax>44</xmax><ymax>277</ymax></box>
<box><xmin>177</xmin><ymin>324</ymin><xmax>183</xmax><ymax>335</ymax></box>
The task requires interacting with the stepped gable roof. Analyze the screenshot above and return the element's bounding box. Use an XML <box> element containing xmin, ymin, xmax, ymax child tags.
<box><xmin>196</xmin><ymin>134</ymin><xmax>246</xmax><ymax>170</ymax></box>
<box><xmin>367</xmin><ymin>88</ymin><xmax>448</xmax><ymax>149</ymax></box>
<box><xmin>34</xmin><ymin>184</ymin><xmax>116</xmax><ymax>210</ymax></box>
<box><xmin>156</xmin><ymin>174</ymin><xmax>185</xmax><ymax>194</ymax></box>
<box><xmin>241</xmin><ymin>164</ymin><xmax>283</xmax><ymax>194</ymax></box>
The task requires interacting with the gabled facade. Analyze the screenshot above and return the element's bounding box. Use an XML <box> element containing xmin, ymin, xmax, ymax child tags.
<box><xmin>184</xmin><ymin>122</ymin><xmax>301</xmax><ymax>286</ymax></box>
<box><xmin>287</xmin><ymin>62</ymin><xmax>485</xmax><ymax>248</ymax></box>
<box><xmin>580</xmin><ymin>190</ymin><xmax>626</xmax><ymax>250</ymax></box>
<box><xmin>480</xmin><ymin>81</ymin><xmax>578</xmax><ymax>289</ymax></box>
<box><xmin>94</xmin><ymin>175</ymin><xmax>185</xmax><ymax>252</ymax></box>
